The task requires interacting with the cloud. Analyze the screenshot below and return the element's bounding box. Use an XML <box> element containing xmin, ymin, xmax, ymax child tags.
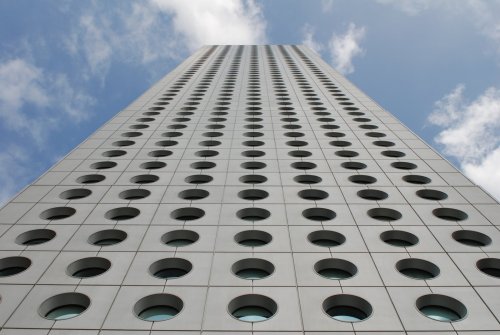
<box><xmin>429</xmin><ymin>84</ymin><xmax>500</xmax><ymax>200</ymax></box>
<box><xmin>377</xmin><ymin>0</ymin><xmax>500</xmax><ymax>54</ymax></box>
<box><xmin>328</xmin><ymin>23</ymin><xmax>366</xmax><ymax>74</ymax></box>
<box><xmin>0</xmin><ymin>58</ymin><xmax>94</xmax><ymax>145</ymax></box>
<box><xmin>301</xmin><ymin>24</ymin><xmax>323</xmax><ymax>54</ymax></box>
<box><xmin>64</xmin><ymin>0</ymin><xmax>267</xmax><ymax>82</ymax></box>
<box><xmin>321</xmin><ymin>0</ymin><xmax>334</xmax><ymax>13</ymax></box>
<box><xmin>375</xmin><ymin>0</ymin><xmax>433</xmax><ymax>15</ymax></box>
<box><xmin>0</xmin><ymin>145</ymin><xmax>32</xmax><ymax>205</ymax></box>
<box><xmin>152</xmin><ymin>0</ymin><xmax>267</xmax><ymax>51</ymax></box>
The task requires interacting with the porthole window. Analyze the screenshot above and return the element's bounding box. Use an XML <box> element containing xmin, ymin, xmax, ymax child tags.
<box><xmin>237</xmin><ymin>207</ymin><xmax>271</xmax><ymax>221</ymax></box>
<box><xmin>403</xmin><ymin>174</ymin><xmax>431</xmax><ymax>184</ymax></box>
<box><xmin>416</xmin><ymin>189</ymin><xmax>448</xmax><ymax>201</ymax></box>
<box><xmin>476</xmin><ymin>258</ymin><xmax>500</xmax><ymax>278</ymax></box>
<box><xmin>315</xmin><ymin>258</ymin><xmax>357</xmax><ymax>280</ymax></box>
<box><xmin>228</xmin><ymin>294</ymin><xmax>277</xmax><ymax>322</ymax></box>
<box><xmin>380</xmin><ymin>230</ymin><xmax>419</xmax><ymax>247</ymax></box>
<box><xmin>239</xmin><ymin>174</ymin><xmax>267</xmax><ymax>184</ymax></box>
<box><xmin>40</xmin><ymin>207</ymin><xmax>76</xmax><ymax>220</ymax></box>
<box><xmin>171</xmin><ymin>207</ymin><xmax>205</xmax><ymax>221</ymax></box>
<box><xmin>67</xmin><ymin>257</ymin><xmax>111</xmax><ymax>278</ymax></box>
<box><xmin>0</xmin><ymin>256</ymin><xmax>31</xmax><ymax>277</ymax></box>
<box><xmin>162</xmin><ymin>229</ymin><xmax>199</xmax><ymax>247</ymax></box>
<box><xmin>15</xmin><ymin>229</ymin><xmax>56</xmax><ymax>246</ymax></box>
<box><xmin>105</xmin><ymin>207</ymin><xmax>140</xmax><ymax>221</ymax></box>
<box><xmin>234</xmin><ymin>230</ymin><xmax>272</xmax><ymax>247</ymax></box>
<box><xmin>90</xmin><ymin>161</ymin><xmax>117</xmax><ymax>170</ymax></box>
<box><xmin>77</xmin><ymin>174</ymin><xmax>105</xmax><ymax>184</ymax></box>
<box><xmin>357</xmin><ymin>189</ymin><xmax>388</xmax><ymax>201</ymax></box>
<box><xmin>322</xmin><ymin>294</ymin><xmax>372</xmax><ymax>322</ymax></box>
<box><xmin>149</xmin><ymin>258</ymin><xmax>192</xmax><ymax>279</ymax></box>
<box><xmin>341</xmin><ymin>161</ymin><xmax>366</xmax><ymax>170</ymax></box>
<box><xmin>302</xmin><ymin>208</ymin><xmax>336</xmax><ymax>221</ymax></box>
<box><xmin>119</xmin><ymin>189</ymin><xmax>151</xmax><ymax>200</ymax></box>
<box><xmin>231</xmin><ymin>258</ymin><xmax>274</xmax><ymax>280</ymax></box>
<box><xmin>190</xmin><ymin>161</ymin><xmax>216</xmax><ymax>169</ymax></box>
<box><xmin>178</xmin><ymin>189</ymin><xmax>209</xmax><ymax>200</ymax></box>
<box><xmin>298</xmin><ymin>189</ymin><xmax>329</xmax><ymax>200</ymax></box>
<box><xmin>59</xmin><ymin>188</ymin><xmax>92</xmax><ymax>200</ymax></box>
<box><xmin>185</xmin><ymin>174</ymin><xmax>213</xmax><ymax>184</ymax></box>
<box><xmin>102</xmin><ymin>150</ymin><xmax>126</xmax><ymax>157</ymax></box>
<box><xmin>367</xmin><ymin>208</ymin><xmax>402</xmax><ymax>221</ymax></box>
<box><xmin>396</xmin><ymin>258</ymin><xmax>440</xmax><ymax>280</ymax></box>
<box><xmin>348</xmin><ymin>175</ymin><xmax>377</xmax><ymax>185</ymax></box>
<box><xmin>452</xmin><ymin>230</ymin><xmax>491</xmax><ymax>247</ymax></box>
<box><xmin>416</xmin><ymin>294</ymin><xmax>467</xmax><ymax>322</ymax></box>
<box><xmin>88</xmin><ymin>229</ymin><xmax>127</xmax><ymax>246</ymax></box>
<box><xmin>238</xmin><ymin>189</ymin><xmax>269</xmax><ymax>200</ymax></box>
<box><xmin>294</xmin><ymin>174</ymin><xmax>322</xmax><ymax>184</ymax></box>
<box><xmin>391</xmin><ymin>162</ymin><xmax>417</xmax><ymax>170</ymax></box>
<box><xmin>140</xmin><ymin>161</ymin><xmax>166</xmax><ymax>170</ymax></box>
<box><xmin>308</xmin><ymin>230</ymin><xmax>346</xmax><ymax>247</ymax></box>
<box><xmin>148</xmin><ymin>150</ymin><xmax>172</xmax><ymax>157</ymax></box>
<box><xmin>39</xmin><ymin>293</ymin><xmax>90</xmax><ymax>320</ymax></box>
<box><xmin>432</xmin><ymin>208</ymin><xmax>468</xmax><ymax>221</ymax></box>
<box><xmin>134</xmin><ymin>294</ymin><xmax>183</xmax><ymax>322</ymax></box>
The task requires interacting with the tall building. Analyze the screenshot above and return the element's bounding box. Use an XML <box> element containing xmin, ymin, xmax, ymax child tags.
<box><xmin>0</xmin><ymin>45</ymin><xmax>499</xmax><ymax>334</ymax></box>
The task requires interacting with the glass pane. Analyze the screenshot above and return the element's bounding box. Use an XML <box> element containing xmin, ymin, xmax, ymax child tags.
<box><xmin>0</xmin><ymin>267</ymin><xmax>25</xmax><ymax>276</ymax></box>
<box><xmin>24</xmin><ymin>238</ymin><xmax>50</xmax><ymax>245</ymax></box>
<box><xmin>46</xmin><ymin>305</ymin><xmax>86</xmax><ymax>320</ymax></box>
<box><xmin>236</xmin><ymin>268</ymin><xmax>269</xmax><ymax>280</ymax></box>
<box><xmin>233</xmin><ymin>306</ymin><xmax>272</xmax><ymax>321</ymax></box>
<box><xmin>154</xmin><ymin>268</ymin><xmax>187</xmax><ymax>279</ymax></box>
<box><xmin>318</xmin><ymin>268</ymin><xmax>352</xmax><ymax>280</ymax></box>
<box><xmin>94</xmin><ymin>238</ymin><xmax>121</xmax><ymax>246</ymax></box>
<box><xmin>166</xmin><ymin>239</ymin><xmax>194</xmax><ymax>247</ymax></box>
<box><xmin>326</xmin><ymin>306</ymin><xmax>367</xmax><ymax>322</ymax></box>
<box><xmin>73</xmin><ymin>267</ymin><xmax>106</xmax><ymax>278</ymax></box>
<box><xmin>385</xmin><ymin>238</ymin><xmax>413</xmax><ymax>247</ymax></box>
<box><xmin>139</xmin><ymin>306</ymin><xmax>178</xmax><ymax>321</ymax></box>
<box><xmin>312</xmin><ymin>239</ymin><xmax>340</xmax><ymax>247</ymax></box>
<box><xmin>239</xmin><ymin>239</ymin><xmax>266</xmax><ymax>247</ymax></box>
<box><xmin>420</xmin><ymin>305</ymin><xmax>461</xmax><ymax>321</ymax></box>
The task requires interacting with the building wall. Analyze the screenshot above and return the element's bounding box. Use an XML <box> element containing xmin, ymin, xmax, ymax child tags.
<box><xmin>0</xmin><ymin>45</ymin><xmax>499</xmax><ymax>334</ymax></box>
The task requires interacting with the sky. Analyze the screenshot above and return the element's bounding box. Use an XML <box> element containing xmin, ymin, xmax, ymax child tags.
<box><xmin>0</xmin><ymin>0</ymin><xmax>499</xmax><ymax>204</ymax></box>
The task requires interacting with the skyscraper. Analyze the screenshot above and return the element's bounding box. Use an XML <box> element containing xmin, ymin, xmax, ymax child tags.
<box><xmin>0</xmin><ymin>44</ymin><xmax>499</xmax><ymax>334</ymax></box>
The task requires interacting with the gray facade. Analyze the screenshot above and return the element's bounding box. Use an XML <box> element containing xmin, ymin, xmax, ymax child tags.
<box><xmin>0</xmin><ymin>44</ymin><xmax>499</xmax><ymax>334</ymax></box>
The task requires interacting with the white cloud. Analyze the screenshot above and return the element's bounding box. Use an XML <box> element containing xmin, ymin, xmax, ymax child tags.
<box><xmin>301</xmin><ymin>24</ymin><xmax>323</xmax><ymax>54</ymax></box>
<box><xmin>64</xmin><ymin>0</ymin><xmax>267</xmax><ymax>82</ymax></box>
<box><xmin>0</xmin><ymin>58</ymin><xmax>94</xmax><ymax>145</ymax></box>
<box><xmin>328</xmin><ymin>23</ymin><xmax>366</xmax><ymax>74</ymax></box>
<box><xmin>377</xmin><ymin>0</ymin><xmax>500</xmax><ymax>54</ymax></box>
<box><xmin>375</xmin><ymin>0</ymin><xmax>433</xmax><ymax>15</ymax></box>
<box><xmin>152</xmin><ymin>0</ymin><xmax>267</xmax><ymax>51</ymax></box>
<box><xmin>429</xmin><ymin>85</ymin><xmax>500</xmax><ymax>200</ymax></box>
<box><xmin>0</xmin><ymin>145</ymin><xmax>31</xmax><ymax>205</ymax></box>
<box><xmin>321</xmin><ymin>0</ymin><xmax>334</xmax><ymax>13</ymax></box>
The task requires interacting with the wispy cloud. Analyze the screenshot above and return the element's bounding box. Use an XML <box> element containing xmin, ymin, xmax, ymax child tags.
<box><xmin>0</xmin><ymin>145</ymin><xmax>32</xmax><ymax>205</ymax></box>
<box><xmin>377</xmin><ymin>0</ymin><xmax>500</xmax><ymax>55</ymax></box>
<box><xmin>301</xmin><ymin>22</ymin><xmax>366</xmax><ymax>74</ymax></box>
<box><xmin>152</xmin><ymin>0</ymin><xmax>267</xmax><ymax>50</ymax></box>
<box><xmin>321</xmin><ymin>0</ymin><xmax>334</xmax><ymax>13</ymax></box>
<box><xmin>301</xmin><ymin>24</ymin><xmax>323</xmax><ymax>54</ymax></box>
<box><xmin>328</xmin><ymin>23</ymin><xmax>366</xmax><ymax>74</ymax></box>
<box><xmin>64</xmin><ymin>0</ymin><xmax>267</xmax><ymax>83</ymax></box>
<box><xmin>0</xmin><ymin>58</ymin><xmax>94</xmax><ymax>145</ymax></box>
<box><xmin>376</xmin><ymin>0</ymin><xmax>433</xmax><ymax>15</ymax></box>
<box><xmin>429</xmin><ymin>84</ymin><xmax>500</xmax><ymax>200</ymax></box>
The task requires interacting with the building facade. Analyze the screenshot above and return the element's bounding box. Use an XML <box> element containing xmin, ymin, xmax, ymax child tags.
<box><xmin>0</xmin><ymin>45</ymin><xmax>499</xmax><ymax>334</ymax></box>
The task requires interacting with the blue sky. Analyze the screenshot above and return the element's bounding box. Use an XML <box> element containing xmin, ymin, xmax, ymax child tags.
<box><xmin>0</xmin><ymin>0</ymin><xmax>499</xmax><ymax>203</ymax></box>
